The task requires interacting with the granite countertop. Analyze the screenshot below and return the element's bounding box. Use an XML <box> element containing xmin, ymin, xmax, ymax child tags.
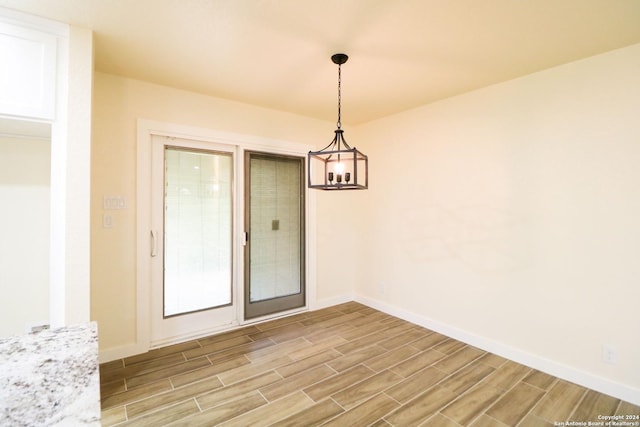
<box><xmin>0</xmin><ymin>322</ymin><xmax>100</xmax><ymax>426</ymax></box>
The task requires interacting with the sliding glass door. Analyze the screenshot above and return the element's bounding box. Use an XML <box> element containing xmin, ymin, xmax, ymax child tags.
<box><xmin>145</xmin><ymin>134</ymin><xmax>308</xmax><ymax>346</ymax></box>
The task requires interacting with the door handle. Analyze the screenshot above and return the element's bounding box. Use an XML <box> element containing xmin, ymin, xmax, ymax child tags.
<box><xmin>150</xmin><ymin>230</ymin><xmax>158</xmax><ymax>257</ymax></box>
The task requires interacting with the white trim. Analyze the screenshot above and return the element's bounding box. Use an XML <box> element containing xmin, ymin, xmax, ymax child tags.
<box><xmin>0</xmin><ymin>132</ymin><xmax>50</xmax><ymax>141</ymax></box>
<box><xmin>355</xmin><ymin>294</ymin><xmax>640</xmax><ymax>406</ymax></box>
<box><xmin>312</xmin><ymin>294</ymin><xmax>354</xmax><ymax>311</ymax></box>
<box><xmin>0</xmin><ymin>7</ymin><xmax>66</xmax><ymax>121</ymax></box>
<box><xmin>99</xmin><ymin>343</ymin><xmax>145</xmax><ymax>364</ymax></box>
<box><xmin>0</xmin><ymin>6</ymin><xmax>69</xmax><ymax>36</ymax></box>
<box><xmin>128</xmin><ymin>118</ymin><xmax>317</xmax><ymax>362</ymax></box>
<box><xmin>98</xmin><ymin>308</ymin><xmax>311</xmax><ymax>364</ymax></box>
<box><xmin>0</xmin><ymin>6</ymin><xmax>86</xmax><ymax>331</ymax></box>
<box><xmin>48</xmin><ymin>20</ymin><xmax>71</xmax><ymax>328</ymax></box>
<box><xmin>135</xmin><ymin>122</ymin><xmax>152</xmax><ymax>354</ymax></box>
<box><xmin>149</xmin><ymin>320</ymin><xmax>240</xmax><ymax>350</ymax></box>
<box><xmin>239</xmin><ymin>306</ymin><xmax>309</xmax><ymax>327</ymax></box>
<box><xmin>137</xmin><ymin>119</ymin><xmax>310</xmax><ymax>155</ymax></box>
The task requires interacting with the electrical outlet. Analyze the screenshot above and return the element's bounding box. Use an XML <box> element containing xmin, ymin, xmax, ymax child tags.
<box><xmin>378</xmin><ymin>282</ymin><xmax>385</xmax><ymax>295</ymax></box>
<box><xmin>602</xmin><ymin>345</ymin><xmax>617</xmax><ymax>365</ymax></box>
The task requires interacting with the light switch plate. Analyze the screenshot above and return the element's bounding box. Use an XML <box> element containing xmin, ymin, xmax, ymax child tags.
<box><xmin>103</xmin><ymin>214</ymin><xmax>113</xmax><ymax>229</ymax></box>
<box><xmin>104</xmin><ymin>195</ymin><xmax>126</xmax><ymax>210</ymax></box>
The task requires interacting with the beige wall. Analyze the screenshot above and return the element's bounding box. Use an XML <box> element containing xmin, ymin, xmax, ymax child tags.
<box><xmin>91</xmin><ymin>73</ymin><xmax>350</xmax><ymax>353</ymax></box>
<box><xmin>91</xmin><ymin>41</ymin><xmax>639</xmax><ymax>401</ymax></box>
<box><xmin>353</xmin><ymin>43</ymin><xmax>640</xmax><ymax>400</ymax></box>
<box><xmin>0</xmin><ymin>135</ymin><xmax>50</xmax><ymax>337</ymax></box>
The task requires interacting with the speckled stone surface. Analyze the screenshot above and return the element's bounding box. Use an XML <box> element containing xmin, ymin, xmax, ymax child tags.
<box><xmin>0</xmin><ymin>322</ymin><xmax>100</xmax><ymax>426</ymax></box>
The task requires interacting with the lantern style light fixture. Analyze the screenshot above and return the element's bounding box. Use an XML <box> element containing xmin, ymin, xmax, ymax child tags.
<box><xmin>308</xmin><ymin>53</ymin><xmax>368</xmax><ymax>190</ymax></box>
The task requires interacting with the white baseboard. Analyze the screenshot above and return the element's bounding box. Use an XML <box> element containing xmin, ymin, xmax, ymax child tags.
<box><xmin>313</xmin><ymin>294</ymin><xmax>354</xmax><ymax>311</ymax></box>
<box><xmin>99</xmin><ymin>342</ymin><xmax>147</xmax><ymax>364</ymax></box>
<box><xmin>355</xmin><ymin>294</ymin><xmax>640</xmax><ymax>406</ymax></box>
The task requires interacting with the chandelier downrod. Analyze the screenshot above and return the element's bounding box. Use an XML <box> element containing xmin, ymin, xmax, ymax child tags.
<box><xmin>332</xmin><ymin>54</ymin><xmax>348</xmax><ymax>130</ymax></box>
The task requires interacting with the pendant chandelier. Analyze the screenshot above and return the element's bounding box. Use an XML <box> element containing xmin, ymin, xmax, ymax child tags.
<box><xmin>308</xmin><ymin>53</ymin><xmax>368</xmax><ymax>190</ymax></box>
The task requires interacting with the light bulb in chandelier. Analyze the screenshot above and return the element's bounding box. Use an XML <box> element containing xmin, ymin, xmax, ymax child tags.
<box><xmin>331</xmin><ymin>162</ymin><xmax>351</xmax><ymax>184</ymax></box>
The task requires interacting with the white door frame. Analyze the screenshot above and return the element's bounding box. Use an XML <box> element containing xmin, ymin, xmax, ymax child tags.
<box><xmin>137</xmin><ymin>119</ymin><xmax>317</xmax><ymax>352</ymax></box>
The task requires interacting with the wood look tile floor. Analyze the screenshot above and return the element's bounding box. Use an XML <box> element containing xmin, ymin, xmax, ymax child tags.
<box><xmin>100</xmin><ymin>302</ymin><xmax>640</xmax><ymax>426</ymax></box>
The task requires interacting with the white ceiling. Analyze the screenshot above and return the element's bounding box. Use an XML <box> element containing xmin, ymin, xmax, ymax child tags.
<box><xmin>2</xmin><ymin>0</ymin><xmax>640</xmax><ymax>124</ymax></box>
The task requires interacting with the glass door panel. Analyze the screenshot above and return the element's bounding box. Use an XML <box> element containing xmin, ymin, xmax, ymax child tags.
<box><xmin>164</xmin><ymin>147</ymin><xmax>232</xmax><ymax>317</ymax></box>
<box><xmin>245</xmin><ymin>152</ymin><xmax>305</xmax><ymax>319</ymax></box>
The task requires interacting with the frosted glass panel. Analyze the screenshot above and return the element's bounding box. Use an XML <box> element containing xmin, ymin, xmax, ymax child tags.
<box><xmin>249</xmin><ymin>157</ymin><xmax>302</xmax><ymax>302</ymax></box>
<box><xmin>164</xmin><ymin>148</ymin><xmax>232</xmax><ymax>317</ymax></box>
